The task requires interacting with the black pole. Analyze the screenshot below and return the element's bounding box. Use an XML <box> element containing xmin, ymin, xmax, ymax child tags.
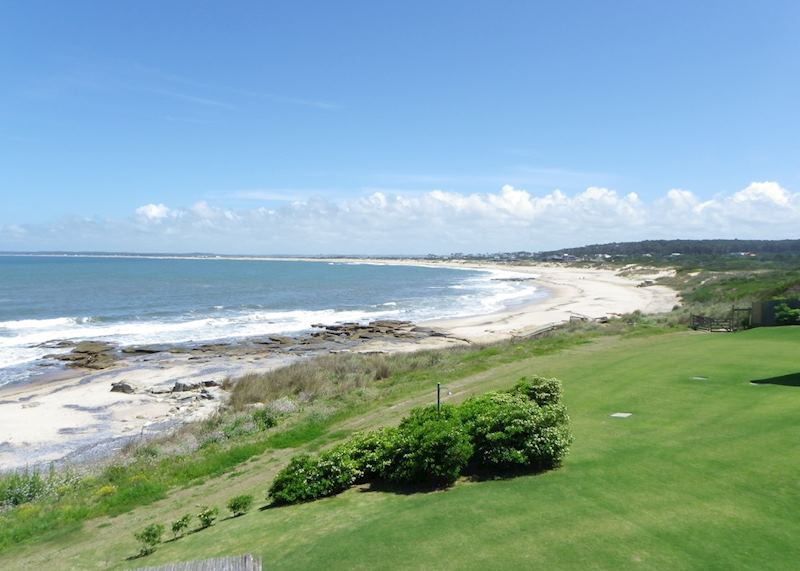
<box><xmin>437</xmin><ymin>383</ymin><xmax>441</xmax><ymax>414</ymax></box>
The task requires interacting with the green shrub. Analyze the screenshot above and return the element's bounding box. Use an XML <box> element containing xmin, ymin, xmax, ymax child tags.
<box><xmin>460</xmin><ymin>391</ymin><xmax>571</xmax><ymax>471</ymax></box>
<box><xmin>268</xmin><ymin>448</ymin><xmax>359</xmax><ymax>505</ymax></box>
<box><xmin>0</xmin><ymin>470</ymin><xmax>46</xmax><ymax>508</ymax></box>
<box><xmin>227</xmin><ymin>494</ymin><xmax>254</xmax><ymax>516</ymax></box>
<box><xmin>265</xmin><ymin>380</ymin><xmax>572</xmax><ymax>506</ymax></box>
<box><xmin>775</xmin><ymin>303</ymin><xmax>800</xmax><ymax>325</ymax></box>
<box><xmin>134</xmin><ymin>523</ymin><xmax>164</xmax><ymax>556</ymax></box>
<box><xmin>384</xmin><ymin>405</ymin><xmax>472</xmax><ymax>487</ymax></box>
<box><xmin>171</xmin><ymin>514</ymin><xmax>192</xmax><ymax>538</ymax></box>
<box><xmin>509</xmin><ymin>375</ymin><xmax>563</xmax><ymax>407</ymax></box>
<box><xmin>340</xmin><ymin>428</ymin><xmax>397</xmax><ymax>483</ymax></box>
<box><xmin>252</xmin><ymin>408</ymin><xmax>278</xmax><ymax>430</ymax></box>
<box><xmin>0</xmin><ymin>466</ymin><xmax>77</xmax><ymax>508</ymax></box>
<box><xmin>530</xmin><ymin>403</ymin><xmax>573</xmax><ymax>469</ymax></box>
<box><xmin>197</xmin><ymin>506</ymin><xmax>219</xmax><ymax>529</ymax></box>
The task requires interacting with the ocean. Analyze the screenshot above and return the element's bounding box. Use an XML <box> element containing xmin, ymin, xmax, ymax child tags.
<box><xmin>0</xmin><ymin>255</ymin><xmax>543</xmax><ymax>387</ymax></box>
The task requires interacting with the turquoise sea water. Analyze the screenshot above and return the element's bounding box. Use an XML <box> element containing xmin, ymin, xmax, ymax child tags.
<box><xmin>0</xmin><ymin>256</ymin><xmax>543</xmax><ymax>386</ymax></box>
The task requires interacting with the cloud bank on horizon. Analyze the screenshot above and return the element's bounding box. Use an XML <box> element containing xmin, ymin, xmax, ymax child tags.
<box><xmin>1</xmin><ymin>181</ymin><xmax>797</xmax><ymax>255</ymax></box>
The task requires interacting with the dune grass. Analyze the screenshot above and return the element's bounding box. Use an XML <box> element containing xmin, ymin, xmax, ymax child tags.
<box><xmin>4</xmin><ymin>326</ymin><xmax>800</xmax><ymax>569</ymax></box>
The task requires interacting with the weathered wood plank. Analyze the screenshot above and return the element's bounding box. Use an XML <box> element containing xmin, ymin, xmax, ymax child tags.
<box><xmin>134</xmin><ymin>553</ymin><xmax>261</xmax><ymax>571</ymax></box>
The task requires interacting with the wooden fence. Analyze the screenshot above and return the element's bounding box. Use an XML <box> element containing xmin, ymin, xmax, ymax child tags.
<box><xmin>135</xmin><ymin>554</ymin><xmax>261</xmax><ymax>571</ymax></box>
<box><xmin>691</xmin><ymin>305</ymin><xmax>751</xmax><ymax>332</ymax></box>
<box><xmin>690</xmin><ymin>314</ymin><xmax>734</xmax><ymax>332</ymax></box>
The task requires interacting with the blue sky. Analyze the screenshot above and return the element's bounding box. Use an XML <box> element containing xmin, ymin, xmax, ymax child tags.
<box><xmin>1</xmin><ymin>1</ymin><xmax>799</xmax><ymax>254</ymax></box>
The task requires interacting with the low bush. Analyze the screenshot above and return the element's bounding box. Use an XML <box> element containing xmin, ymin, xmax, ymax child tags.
<box><xmin>197</xmin><ymin>506</ymin><xmax>219</xmax><ymax>529</ymax></box>
<box><xmin>227</xmin><ymin>494</ymin><xmax>254</xmax><ymax>517</ymax></box>
<box><xmin>134</xmin><ymin>523</ymin><xmax>164</xmax><ymax>556</ymax></box>
<box><xmin>340</xmin><ymin>428</ymin><xmax>397</xmax><ymax>483</ymax></box>
<box><xmin>267</xmin><ymin>377</ymin><xmax>572</xmax><ymax>504</ymax></box>
<box><xmin>384</xmin><ymin>405</ymin><xmax>472</xmax><ymax>487</ymax></box>
<box><xmin>268</xmin><ymin>448</ymin><xmax>359</xmax><ymax>505</ymax></box>
<box><xmin>0</xmin><ymin>466</ymin><xmax>78</xmax><ymax>509</ymax></box>
<box><xmin>171</xmin><ymin>514</ymin><xmax>192</xmax><ymax>538</ymax></box>
<box><xmin>775</xmin><ymin>302</ymin><xmax>800</xmax><ymax>325</ymax></box>
<box><xmin>252</xmin><ymin>408</ymin><xmax>278</xmax><ymax>430</ymax></box>
<box><xmin>509</xmin><ymin>375</ymin><xmax>563</xmax><ymax>407</ymax></box>
<box><xmin>460</xmin><ymin>391</ymin><xmax>572</xmax><ymax>471</ymax></box>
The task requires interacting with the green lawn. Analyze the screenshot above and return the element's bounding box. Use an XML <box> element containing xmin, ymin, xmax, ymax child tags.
<box><xmin>4</xmin><ymin>327</ymin><xmax>800</xmax><ymax>570</ymax></box>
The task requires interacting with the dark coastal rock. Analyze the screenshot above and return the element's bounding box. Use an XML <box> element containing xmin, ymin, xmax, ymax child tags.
<box><xmin>202</xmin><ymin>379</ymin><xmax>221</xmax><ymax>387</ymax></box>
<box><xmin>199</xmin><ymin>389</ymin><xmax>214</xmax><ymax>400</ymax></box>
<box><xmin>371</xmin><ymin>319</ymin><xmax>409</xmax><ymax>327</ymax></box>
<box><xmin>148</xmin><ymin>386</ymin><xmax>172</xmax><ymax>395</ymax></box>
<box><xmin>172</xmin><ymin>381</ymin><xmax>202</xmax><ymax>392</ymax></box>
<box><xmin>38</xmin><ymin>340</ymin><xmax>76</xmax><ymax>349</ymax></box>
<box><xmin>73</xmin><ymin>341</ymin><xmax>115</xmax><ymax>354</ymax></box>
<box><xmin>302</xmin><ymin>319</ymin><xmax>443</xmax><ymax>346</ymax></box>
<box><xmin>197</xmin><ymin>343</ymin><xmax>232</xmax><ymax>352</ymax></box>
<box><xmin>121</xmin><ymin>344</ymin><xmax>174</xmax><ymax>355</ymax></box>
<box><xmin>48</xmin><ymin>340</ymin><xmax>118</xmax><ymax>370</ymax></box>
<box><xmin>110</xmin><ymin>381</ymin><xmax>139</xmax><ymax>394</ymax></box>
<box><xmin>83</xmin><ymin>354</ymin><xmax>117</xmax><ymax>370</ymax></box>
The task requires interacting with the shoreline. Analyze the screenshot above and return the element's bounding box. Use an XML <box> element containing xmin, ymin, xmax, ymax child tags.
<box><xmin>0</xmin><ymin>260</ymin><xmax>677</xmax><ymax>470</ymax></box>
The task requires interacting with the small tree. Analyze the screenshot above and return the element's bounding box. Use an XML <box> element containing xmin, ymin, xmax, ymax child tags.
<box><xmin>171</xmin><ymin>514</ymin><xmax>192</xmax><ymax>538</ymax></box>
<box><xmin>197</xmin><ymin>506</ymin><xmax>219</xmax><ymax>529</ymax></box>
<box><xmin>227</xmin><ymin>494</ymin><xmax>254</xmax><ymax>517</ymax></box>
<box><xmin>134</xmin><ymin>523</ymin><xmax>164</xmax><ymax>556</ymax></box>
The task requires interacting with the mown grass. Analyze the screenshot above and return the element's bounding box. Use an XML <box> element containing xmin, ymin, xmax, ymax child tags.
<box><xmin>4</xmin><ymin>326</ymin><xmax>800</xmax><ymax>569</ymax></box>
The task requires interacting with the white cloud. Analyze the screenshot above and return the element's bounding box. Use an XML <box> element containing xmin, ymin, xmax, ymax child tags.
<box><xmin>135</xmin><ymin>203</ymin><xmax>172</xmax><ymax>222</ymax></box>
<box><xmin>4</xmin><ymin>181</ymin><xmax>799</xmax><ymax>254</ymax></box>
<box><xmin>665</xmin><ymin>189</ymin><xmax>700</xmax><ymax>211</ymax></box>
<box><xmin>730</xmin><ymin>181</ymin><xmax>790</xmax><ymax>206</ymax></box>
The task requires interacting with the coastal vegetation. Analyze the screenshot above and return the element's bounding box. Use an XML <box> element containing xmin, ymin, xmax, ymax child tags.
<box><xmin>1</xmin><ymin>324</ymin><xmax>800</xmax><ymax>568</ymax></box>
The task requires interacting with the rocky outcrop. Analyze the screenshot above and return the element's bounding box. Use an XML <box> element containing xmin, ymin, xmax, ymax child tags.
<box><xmin>110</xmin><ymin>380</ymin><xmax>140</xmax><ymax>394</ymax></box>
<box><xmin>120</xmin><ymin>344</ymin><xmax>176</xmax><ymax>355</ymax></box>
<box><xmin>306</xmin><ymin>320</ymin><xmax>442</xmax><ymax>343</ymax></box>
<box><xmin>172</xmin><ymin>381</ymin><xmax>202</xmax><ymax>392</ymax></box>
<box><xmin>48</xmin><ymin>341</ymin><xmax>118</xmax><ymax>370</ymax></box>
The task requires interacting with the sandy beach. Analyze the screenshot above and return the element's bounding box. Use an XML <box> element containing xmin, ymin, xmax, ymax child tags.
<box><xmin>0</xmin><ymin>261</ymin><xmax>677</xmax><ymax>470</ymax></box>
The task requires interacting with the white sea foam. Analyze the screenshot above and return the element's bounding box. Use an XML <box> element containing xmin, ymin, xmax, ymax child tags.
<box><xmin>0</xmin><ymin>316</ymin><xmax>80</xmax><ymax>330</ymax></box>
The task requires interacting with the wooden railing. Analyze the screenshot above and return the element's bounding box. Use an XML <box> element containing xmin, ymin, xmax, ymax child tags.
<box><xmin>690</xmin><ymin>314</ymin><xmax>734</xmax><ymax>332</ymax></box>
